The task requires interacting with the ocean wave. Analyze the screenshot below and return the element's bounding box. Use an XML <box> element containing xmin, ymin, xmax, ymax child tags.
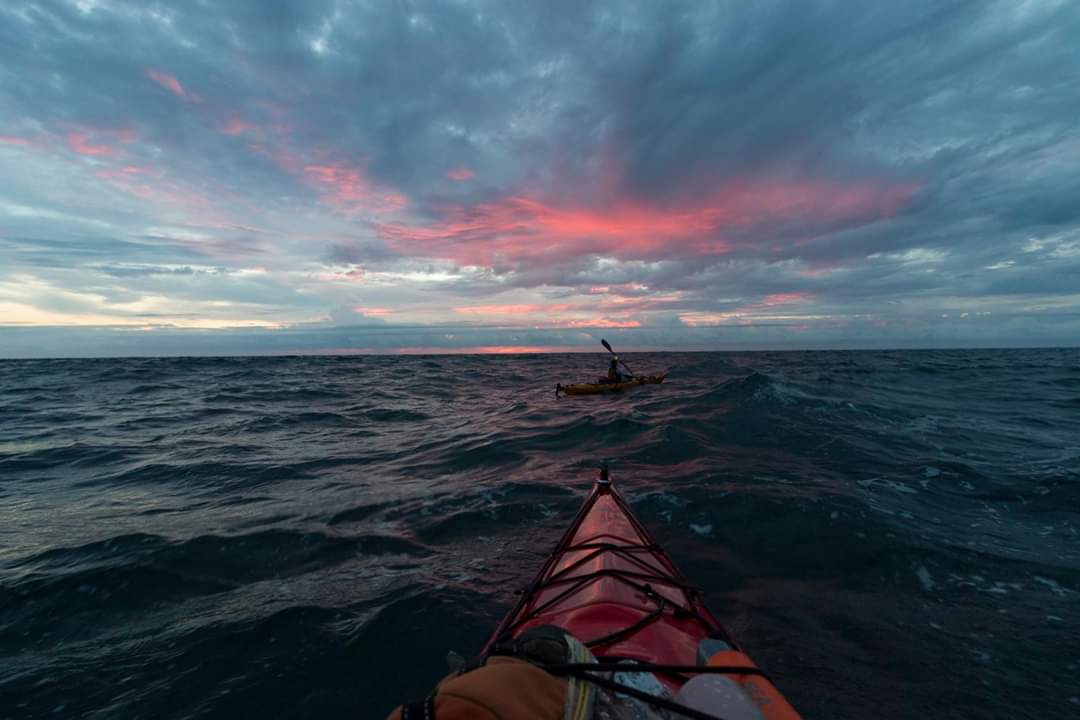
<box><xmin>1</xmin><ymin>349</ymin><xmax>1078</xmax><ymax>720</ymax></box>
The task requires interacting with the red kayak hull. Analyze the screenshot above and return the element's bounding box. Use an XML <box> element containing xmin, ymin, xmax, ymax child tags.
<box><xmin>485</xmin><ymin>477</ymin><xmax>801</xmax><ymax>718</ymax></box>
<box><xmin>486</xmin><ymin>479</ymin><xmax>725</xmax><ymax>667</ymax></box>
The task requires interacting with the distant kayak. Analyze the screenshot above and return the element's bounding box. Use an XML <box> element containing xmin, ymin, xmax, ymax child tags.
<box><xmin>557</xmin><ymin>372</ymin><xmax>668</xmax><ymax>396</ymax></box>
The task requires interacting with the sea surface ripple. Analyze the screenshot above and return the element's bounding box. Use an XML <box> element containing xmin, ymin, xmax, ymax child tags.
<box><xmin>1</xmin><ymin>349</ymin><xmax>1078</xmax><ymax>719</ymax></box>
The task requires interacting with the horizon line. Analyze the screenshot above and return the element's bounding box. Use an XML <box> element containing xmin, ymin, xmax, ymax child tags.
<box><xmin>2</xmin><ymin>344</ymin><xmax>1077</xmax><ymax>361</ymax></box>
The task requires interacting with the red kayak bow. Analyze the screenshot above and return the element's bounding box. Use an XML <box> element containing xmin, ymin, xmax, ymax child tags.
<box><xmin>485</xmin><ymin>469</ymin><xmax>800</xmax><ymax>719</ymax></box>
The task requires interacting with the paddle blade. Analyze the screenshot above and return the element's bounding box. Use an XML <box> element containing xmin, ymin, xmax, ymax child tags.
<box><xmin>601</xmin><ymin>339</ymin><xmax>614</xmax><ymax>354</ymax></box>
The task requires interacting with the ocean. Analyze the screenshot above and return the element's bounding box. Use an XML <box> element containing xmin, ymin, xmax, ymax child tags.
<box><xmin>1</xmin><ymin>349</ymin><xmax>1077</xmax><ymax>719</ymax></box>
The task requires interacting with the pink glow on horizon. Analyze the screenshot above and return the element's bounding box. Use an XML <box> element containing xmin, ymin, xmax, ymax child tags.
<box><xmin>354</xmin><ymin>306</ymin><xmax>391</xmax><ymax>316</ymax></box>
<box><xmin>379</xmin><ymin>178</ymin><xmax>918</xmax><ymax>266</ymax></box>
<box><xmin>146</xmin><ymin>70</ymin><xmax>196</xmax><ymax>101</ymax></box>
<box><xmin>471</xmin><ymin>345</ymin><xmax>561</xmax><ymax>354</ymax></box>
<box><xmin>446</xmin><ymin>167</ymin><xmax>475</xmax><ymax>181</ymax></box>
<box><xmin>395</xmin><ymin>345</ymin><xmax>574</xmax><ymax>355</ymax></box>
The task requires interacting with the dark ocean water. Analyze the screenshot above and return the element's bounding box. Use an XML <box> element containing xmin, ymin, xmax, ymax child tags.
<box><xmin>1</xmin><ymin>349</ymin><xmax>1078</xmax><ymax>720</ymax></box>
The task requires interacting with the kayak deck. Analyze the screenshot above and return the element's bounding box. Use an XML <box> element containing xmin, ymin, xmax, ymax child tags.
<box><xmin>557</xmin><ymin>372</ymin><xmax>668</xmax><ymax>396</ymax></box>
<box><xmin>486</xmin><ymin>475</ymin><xmax>727</xmax><ymax>667</ymax></box>
<box><xmin>485</xmin><ymin>473</ymin><xmax>801</xmax><ymax>718</ymax></box>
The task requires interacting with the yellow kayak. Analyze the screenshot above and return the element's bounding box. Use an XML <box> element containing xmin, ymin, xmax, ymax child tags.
<box><xmin>556</xmin><ymin>372</ymin><xmax>668</xmax><ymax>396</ymax></box>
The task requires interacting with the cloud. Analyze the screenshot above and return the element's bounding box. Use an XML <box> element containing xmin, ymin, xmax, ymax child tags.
<box><xmin>302</xmin><ymin>162</ymin><xmax>407</xmax><ymax>215</ymax></box>
<box><xmin>446</xmin><ymin>167</ymin><xmax>475</xmax><ymax>181</ymax></box>
<box><xmin>378</xmin><ymin>179</ymin><xmax>916</xmax><ymax>268</ymax></box>
<box><xmin>146</xmin><ymin>69</ymin><xmax>196</xmax><ymax>102</ymax></box>
<box><xmin>0</xmin><ymin>0</ymin><xmax>1078</xmax><ymax>354</ymax></box>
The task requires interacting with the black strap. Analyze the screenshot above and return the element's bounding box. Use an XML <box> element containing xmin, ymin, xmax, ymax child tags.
<box><xmin>584</xmin><ymin>588</ymin><xmax>666</xmax><ymax>648</ymax></box>
<box><xmin>400</xmin><ymin>695</ymin><xmax>435</xmax><ymax>720</ymax></box>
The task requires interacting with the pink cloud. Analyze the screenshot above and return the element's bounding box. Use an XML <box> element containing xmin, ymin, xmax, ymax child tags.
<box><xmin>797</xmin><ymin>264</ymin><xmax>842</xmax><ymax>278</ymax></box>
<box><xmin>759</xmin><ymin>292</ymin><xmax>815</xmax><ymax>307</ymax></box>
<box><xmin>594</xmin><ymin>292</ymin><xmax>682</xmax><ymax>314</ymax></box>
<box><xmin>303</xmin><ymin>162</ymin><xmax>407</xmax><ymax>214</ymax></box>
<box><xmin>146</xmin><ymin>69</ymin><xmax>198</xmax><ymax>102</ymax></box>
<box><xmin>452</xmin><ymin>290</ymin><xmax>681</xmax><ymax>321</ymax></box>
<box><xmin>64</xmin><ymin>127</ymin><xmax>139</xmax><ymax>158</ymax></box>
<box><xmin>561</xmin><ymin>318</ymin><xmax>642</xmax><ymax>328</ymax></box>
<box><xmin>446</xmin><ymin>167</ymin><xmax>475</xmax><ymax>181</ymax></box>
<box><xmin>449</xmin><ymin>302</ymin><xmax>643</xmax><ymax>329</ymax></box>
<box><xmin>316</xmin><ymin>267</ymin><xmax>365</xmax><ymax>283</ymax></box>
<box><xmin>180</xmin><ymin>239</ymin><xmax>264</xmax><ymax>259</ymax></box>
<box><xmin>378</xmin><ymin>178</ymin><xmax>917</xmax><ymax>267</ymax></box>
<box><xmin>0</xmin><ymin>135</ymin><xmax>29</xmax><ymax>146</ymax></box>
<box><xmin>453</xmin><ymin>303</ymin><xmax>574</xmax><ymax>315</ymax></box>
<box><xmin>249</xmin><ymin>142</ymin><xmax>303</xmax><ymax>175</ymax></box>
<box><xmin>354</xmin><ymin>306</ymin><xmax>391</xmax><ymax>316</ymax></box>
<box><xmin>106</xmin><ymin>128</ymin><xmax>139</xmax><ymax>144</ymax></box>
<box><xmin>378</xmin><ymin>196</ymin><xmax>729</xmax><ymax>266</ymax></box>
<box><xmin>95</xmin><ymin>164</ymin><xmax>154</xmax><ymax>182</ymax></box>
<box><xmin>583</xmin><ymin>282</ymin><xmax>651</xmax><ymax>296</ymax></box>
<box><xmin>678</xmin><ymin>292</ymin><xmax>820</xmax><ymax>327</ymax></box>
<box><xmin>220</xmin><ymin>115</ymin><xmax>256</xmax><ymax>136</ymax></box>
<box><xmin>93</xmin><ymin>166</ymin><xmax>240</xmax><ymax>241</ymax></box>
<box><xmin>242</xmin><ymin>123</ymin><xmax>410</xmax><ymax>217</ymax></box>
<box><xmin>67</xmin><ymin>132</ymin><xmax>112</xmax><ymax>156</ymax></box>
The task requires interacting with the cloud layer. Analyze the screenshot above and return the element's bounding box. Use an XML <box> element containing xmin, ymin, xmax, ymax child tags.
<box><xmin>1</xmin><ymin>0</ymin><xmax>1078</xmax><ymax>355</ymax></box>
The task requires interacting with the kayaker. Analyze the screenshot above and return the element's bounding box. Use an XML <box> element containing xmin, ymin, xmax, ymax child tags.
<box><xmin>384</xmin><ymin>631</ymin><xmax>568</xmax><ymax>720</ymax></box>
<box><xmin>385</xmin><ymin>624</ymin><xmax>781</xmax><ymax>720</ymax></box>
<box><xmin>607</xmin><ymin>357</ymin><xmax>630</xmax><ymax>383</ymax></box>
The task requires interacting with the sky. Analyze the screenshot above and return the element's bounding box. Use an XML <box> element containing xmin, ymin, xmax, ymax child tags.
<box><xmin>1</xmin><ymin>0</ymin><xmax>1079</xmax><ymax>357</ymax></box>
